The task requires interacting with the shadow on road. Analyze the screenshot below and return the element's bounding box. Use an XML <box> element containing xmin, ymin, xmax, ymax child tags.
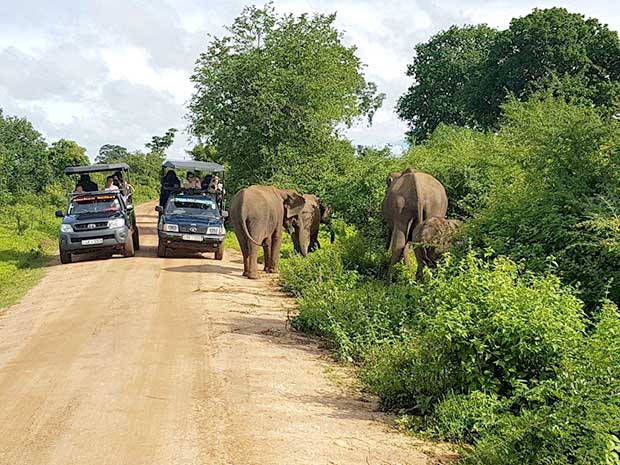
<box><xmin>162</xmin><ymin>264</ymin><xmax>239</xmax><ymax>275</ymax></box>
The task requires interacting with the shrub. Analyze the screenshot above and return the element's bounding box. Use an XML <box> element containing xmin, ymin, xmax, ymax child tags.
<box><xmin>295</xmin><ymin>281</ymin><xmax>421</xmax><ymax>361</ymax></box>
<box><xmin>467</xmin><ymin>97</ymin><xmax>620</xmax><ymax>310</ymax></box>
<box><xmin>280</xmin><ymin>246</ymin><xmax>351</xmax><ymax>296</ymax></box>
<box><xmin>465</xmin><ymin>303</ymin><xmax>620</xmax><ymax>465</ymax></box>
<box><xmin>361</xmin><ymin>252</ymin><xmax>586</xmax><ymax>412</ymax></box>
<box><xmin>424</xmin><ymin>391</ymin><xmax>505</xmax><ymax>443</ymax></box>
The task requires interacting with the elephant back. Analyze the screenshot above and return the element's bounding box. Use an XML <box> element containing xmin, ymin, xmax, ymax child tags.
<box><xmin>411</xmin><ymin>172</ymin><xmax>448</xmax><ymax>220</ymax></box>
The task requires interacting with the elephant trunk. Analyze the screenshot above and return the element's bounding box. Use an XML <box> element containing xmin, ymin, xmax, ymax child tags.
<box><xmin>295</xmin><ymin>227</ymin><xmax>310</xmax><ymax>257</ymax></box>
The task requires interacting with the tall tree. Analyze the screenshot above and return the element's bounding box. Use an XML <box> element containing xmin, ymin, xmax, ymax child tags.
<box><xmin>145</xmin><ymin>128</ymin><xmax>177</xmax><ymax>155</ymax></box>
<box><xmin>96</xmin><ymin>144</ymin><xmax>130</xmax><ymax>164</ymax></box>
<box><xmin>187</xmin><ymin>5</ymin><xmax>384</xmax><ymax>190</ymax></box>
<box><xmin>48</xmin><ymin>139</ymin><xmax>88</xmax><ymax>178</ymax></box>
<box><xmin>398</xmin><ymin>8</ymin><xmax>620</xmax><ymax>136</ymax></box>
<box><xmin>0</xmin><ymin>109</ymin><xmax>51</xmax><ymax>194</ymax></box>
<box><xmin>471</xmin><ymin>7</ymin><xmax>620</xmax><ymax>127</ymax></box>
<box><xmin>397</xmin><ymin>25</ymin><xmax>497</xmax><ymax>142</ymax></box>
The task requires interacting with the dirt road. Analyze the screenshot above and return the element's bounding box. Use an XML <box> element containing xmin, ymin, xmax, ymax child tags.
<box><xmin>0</xmin><ymin>202</ymin><xmax>452</xmax><ymax>465</ymax></box>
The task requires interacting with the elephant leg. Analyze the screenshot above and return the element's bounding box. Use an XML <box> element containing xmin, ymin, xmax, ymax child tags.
<box><xmin>236</xmin><ymin>231</ymin><xmax>250</xmax><ymax>276</ymax></box>
<box><xmin>247</xmin><ymin>243</ymin><xmax>260</xmax><ymax>279</ymax></box>
<box><xmin>263</xmin><ymin>240</ymin><xmax>272</xmax><ymax>272</ymax></box>
<box><xmin>403</xmin><ymin>242</ymin><xmax>412</xmax><ymax>266</ymax></box>
<box><xmin>311</xmin><ymin>232</ymin><xmax>320</xmax><ymax>251</ymax></box>
<box><xmin>389</xmin><ymin>222</ymin><xmax>409</xmax><ymax>266</ymax></box>
<box><xmin>269</xmin><ymin>228</ymin><xmax>283</xmax><ymax>273</ymax></box>
<box><xmin>414</xmin><ymin>247</ymin><xmax>425</xmax><ymax>281</ymax></box>
<box><xmin>243</xmin><ymin>255</ymin><xmax>250</xmax><ymax>277</ymax></box>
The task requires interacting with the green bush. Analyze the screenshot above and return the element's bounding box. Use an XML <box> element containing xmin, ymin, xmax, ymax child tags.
<box><xmin>280</xmin><ymin>246</ymin><xmax>352</xmax><ymax>296</ymax></box>
<box><xmin>466</xmin><ymin>97</ymin><xmax>620</xmax><ymax>310</ymax></box>
<box><xmin>465</xmin><ymin>303</ymin><xmax>620</xmax><ymax>464</ymax></box>
<box><xmin>424</xmin><ymin>391</ymin><xmax>505</xmax><ymax>443</ymax></box>
<box><xmin>294</xmin><ymin>281</ymin><xmax>421</xmax><ymax>361</ymax></box>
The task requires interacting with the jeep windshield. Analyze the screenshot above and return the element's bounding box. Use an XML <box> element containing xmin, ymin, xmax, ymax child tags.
<box><xmin>69</xmin><ymin>194</ymin><xmax>122</xmax><ymax>215</ymax></box>
<box><xmin>165</xmin><ymin>196</ymin><xmax>218</xmax><ymax>218</ymax></box>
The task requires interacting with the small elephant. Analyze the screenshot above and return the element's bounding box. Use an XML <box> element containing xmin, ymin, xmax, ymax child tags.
<box><xmin>286</xmin><ymin>194</ymin><xmax>334</xmax><ymax>256</ymax></box>
<box><xmin>383</xmin><ymin>168</ymin><xmax>448</xmax><ymax>266</ymax></box>
<box><xmin>412</xmin><ymin>217</ymin><xmax>461</xmax><ymax>280</ymax></box>
<box><xmin>230</xmin><ymin>185</ymin><xmax>306</xmax><ymax>279</ymax></box>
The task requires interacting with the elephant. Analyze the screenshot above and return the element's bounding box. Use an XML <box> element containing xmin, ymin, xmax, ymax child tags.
<box><xmin>383</xmin><ymin>168</ymin><xmax>448</xmax><ymax>266</ymax></box>
<box><xmin>286</xmin><ymin>194</ymin><xmax>334</xmax><ymax>256</ymax></box>
<box><xmin>411</xmin><ymin>217</ymin><xmax>461</xmax><ymax>280</ymax></box>
<box><xmin>230</xmin><ymin>185</ymin><xmax>306</xmax><ymax>279</ymax></box>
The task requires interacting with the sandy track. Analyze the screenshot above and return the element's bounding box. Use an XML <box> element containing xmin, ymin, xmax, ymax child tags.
<box><xmin>0</xmin><ymin>202</ymin><xmax>453</xmax><ymax>465</ymax></box>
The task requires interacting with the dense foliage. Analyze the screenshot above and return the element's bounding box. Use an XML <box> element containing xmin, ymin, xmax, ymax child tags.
<box><xmin>280</xmin><ymin>226</ymin><xmax>619</xmax><ymax>464</ymax></box>
<box><xmin>398</xmin><ymin>8</ymin><xmax>620</xmax><ymax>138</ymax></box>
<box><xmin>279</xmin><ymin>93</ymin><xmax>620</xmax><ymax>463</ymax></box>
<box><xmin>188</xmin><ymin>5</ymin><xmax>384</xmax><ymax>193</ymax></box>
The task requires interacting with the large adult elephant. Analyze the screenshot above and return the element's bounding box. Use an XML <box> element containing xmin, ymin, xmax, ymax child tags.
<box><xmin>287</xmin><ymin>194</ymin><xmax>334</xmax><ymax>256</ymax></box>
<box><xmin>230</xmin><ymin>185</ymin><xmax>306</xmax><ymax>279</ymax></box>
<box><xmin>383</xmin><ymin>168</ymin><xmax>448</xmax><ymax>266</ymax></box>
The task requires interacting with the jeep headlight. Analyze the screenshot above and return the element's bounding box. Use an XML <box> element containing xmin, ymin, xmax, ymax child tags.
<box><xmin>108</xmin><ymin>218</ymin><xmax>126</xmax><ymax>229</ymax></box>
<box><xmin>164</xmin><ymin>223</ymin><xmax>179</xmax><ymax>232</ymax></box>
<box><xmin>207</xmin><ymin>226</ymin><xmax>223</xmax><ymax>235</ymax></box>
<box><xmin>60</xmin><ymin>224</ymin><xmax>73</xmax><ymax>233</ymax></box>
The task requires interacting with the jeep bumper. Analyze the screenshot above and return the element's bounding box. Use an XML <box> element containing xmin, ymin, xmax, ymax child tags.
<box><xmin>60</xmin><ymin>227</ymin><xmax>129</xmax><ymax>254</ymax></box>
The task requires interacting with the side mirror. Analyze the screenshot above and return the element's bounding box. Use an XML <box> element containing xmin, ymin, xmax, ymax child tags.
<box><xmin>55</xmin><ymin>210</ymin><xmax>64</xmax><ymax>218</ymax></box>
<box><xmin>126</xmin><ymin>204</ymin><xmax>134</xmax><ymax>211</ymax></box>
<box><xmin>222</xmin><ymin>210</ymin><xmax>229</xmax><ymax>218</ymax></box>
<box><xmin>155</xmin><ymin>205</ymin><xmax>163</xmax><ymax>213</ymax></box>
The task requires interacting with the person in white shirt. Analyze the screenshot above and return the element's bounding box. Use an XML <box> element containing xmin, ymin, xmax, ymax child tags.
<box><xmin>104</xmin><ymin>176</ymin><xmax>119</xmax><ymax>191</ymax></box>
<box><xmin>183</xmin><ymin>172</ymin><xmax>202</xmax><ymax>189</ymax></box>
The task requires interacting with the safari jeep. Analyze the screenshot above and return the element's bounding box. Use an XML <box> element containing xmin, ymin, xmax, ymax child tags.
<box><xmin>156</xmin><ymin>159</ymin><xmax>227</xmax><ymax>260</ymax></box>
<box><xmin>56</xmin><ymin>163</ymin><xmax>139</xmax><ymax>264</ymax></box>
<box><xmin>156</xmin><ymin>191</ymin><xmax>226</xmax><ymax>260</ymax></box>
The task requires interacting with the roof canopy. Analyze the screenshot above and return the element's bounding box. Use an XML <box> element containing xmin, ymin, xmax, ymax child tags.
<box><xmin>64</xmin><ymin>163</ymin><xmax>130</xmax><ymax>175</ymax></box>
<box><xmin>162</xmin><ymin>159</ymin><xmax>225</xmax><ymax>173</ymax></box>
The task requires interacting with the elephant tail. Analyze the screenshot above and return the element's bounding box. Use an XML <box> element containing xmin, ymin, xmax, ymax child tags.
<box><xmin>240</xmin><ymin>216</ymin><xmax>263</xmax><ymax>246</ymax></box>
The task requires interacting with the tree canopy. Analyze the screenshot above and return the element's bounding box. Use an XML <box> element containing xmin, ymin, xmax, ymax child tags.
<box><xmin>397</xmin><ymin>25</ymin><xmax>497</xmax><ymax>142</ymax></box>
<box><xmin>187</xmin><ymin>5</ymin><xmax>384</xmax><ymax>190</ymax></box>
<box><xmin>0</xmin><ymin>109</ymin><xmax>51</xmax><ymax>195</ymax></box>
<box><xmin>398</xmin><ymin>8</ymin><xmax>620</xmax><ymax>138</ymax></box>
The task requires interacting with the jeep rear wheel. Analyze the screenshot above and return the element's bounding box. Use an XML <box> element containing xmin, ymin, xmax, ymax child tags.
<box><xmin>215</xmin><ymin>246</ymin><xmax>224</xmax><ymax>261</ymax></box>
<box><xmin>157</xmin><ymin>240</ymin><xmax>167</xmax><ymax>258</ymax></box>
<box><xmin>59</xmin><ymin>249</ymin><xmax>72</xmax><ymax>264</ymax></box>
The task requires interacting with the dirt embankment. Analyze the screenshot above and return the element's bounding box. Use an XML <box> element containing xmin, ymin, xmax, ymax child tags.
<box><xmin>0</xmin><ymin>201</ymin><xmax>455</xmax><ymax>465</ymax></box>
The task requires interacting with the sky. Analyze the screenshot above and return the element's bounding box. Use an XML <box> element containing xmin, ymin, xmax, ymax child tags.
<box><xmin>0</xmin><ymin>0</ymin><xmax>618</xmax><ymax>160</ymax></box>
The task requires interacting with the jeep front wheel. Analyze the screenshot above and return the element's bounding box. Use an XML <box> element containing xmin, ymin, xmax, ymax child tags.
<box><xmin>123</xmin><ymin>232</ymin><xmax>135</xmax><ymax>257</ymax></box>
<box><xmin>215</xmin><ymin>246</ymin><xmax>224</xmax><ymax>261</ymax></box>
<box><xmin>59</xmin><ymin>249</ymin><xmax>72</xmax><ymax>264</ymax></box>
<box><xmin>157</xmin><ymin>240</ymin><xmax>167</xmax><ymax>258</ymax></box>
<box><xmin>133</xmin><ymin>226</ymin><xmax>140</xmax><ymax>251</ymax></box>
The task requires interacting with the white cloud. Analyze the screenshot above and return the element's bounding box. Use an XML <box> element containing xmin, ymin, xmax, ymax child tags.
<box><xmin>0</xmin><ymin>0</ymin><xmax>619</xmax><ymax>161</ymax></box>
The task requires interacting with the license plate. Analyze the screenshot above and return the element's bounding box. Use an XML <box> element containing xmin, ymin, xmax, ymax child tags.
<box><xmin>182</xmin><ymin>234</ymin><xmax>203</xmax><ymax>242</ymax></box>
<box><xmin>81</xmin><ymin>238</ymin><xmax>104</xmax><ymax>246</ymax></box>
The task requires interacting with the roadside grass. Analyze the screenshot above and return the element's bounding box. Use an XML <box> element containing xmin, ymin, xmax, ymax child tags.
<box><xmin>0</xmin><ymin>214</ymin><xmax>58</xmax><ymax>310</ymax></box>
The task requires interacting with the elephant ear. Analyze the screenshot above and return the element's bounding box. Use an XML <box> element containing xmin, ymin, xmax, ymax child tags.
<box><xmin>284</xmin><ymin>192</ymin><xmax>306</xmax><ymax>218</ymax></box>
<box><xmin>386</xmin><ymin>172</ymin><xmax>400</xmax><ymax>187</ymax></box>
